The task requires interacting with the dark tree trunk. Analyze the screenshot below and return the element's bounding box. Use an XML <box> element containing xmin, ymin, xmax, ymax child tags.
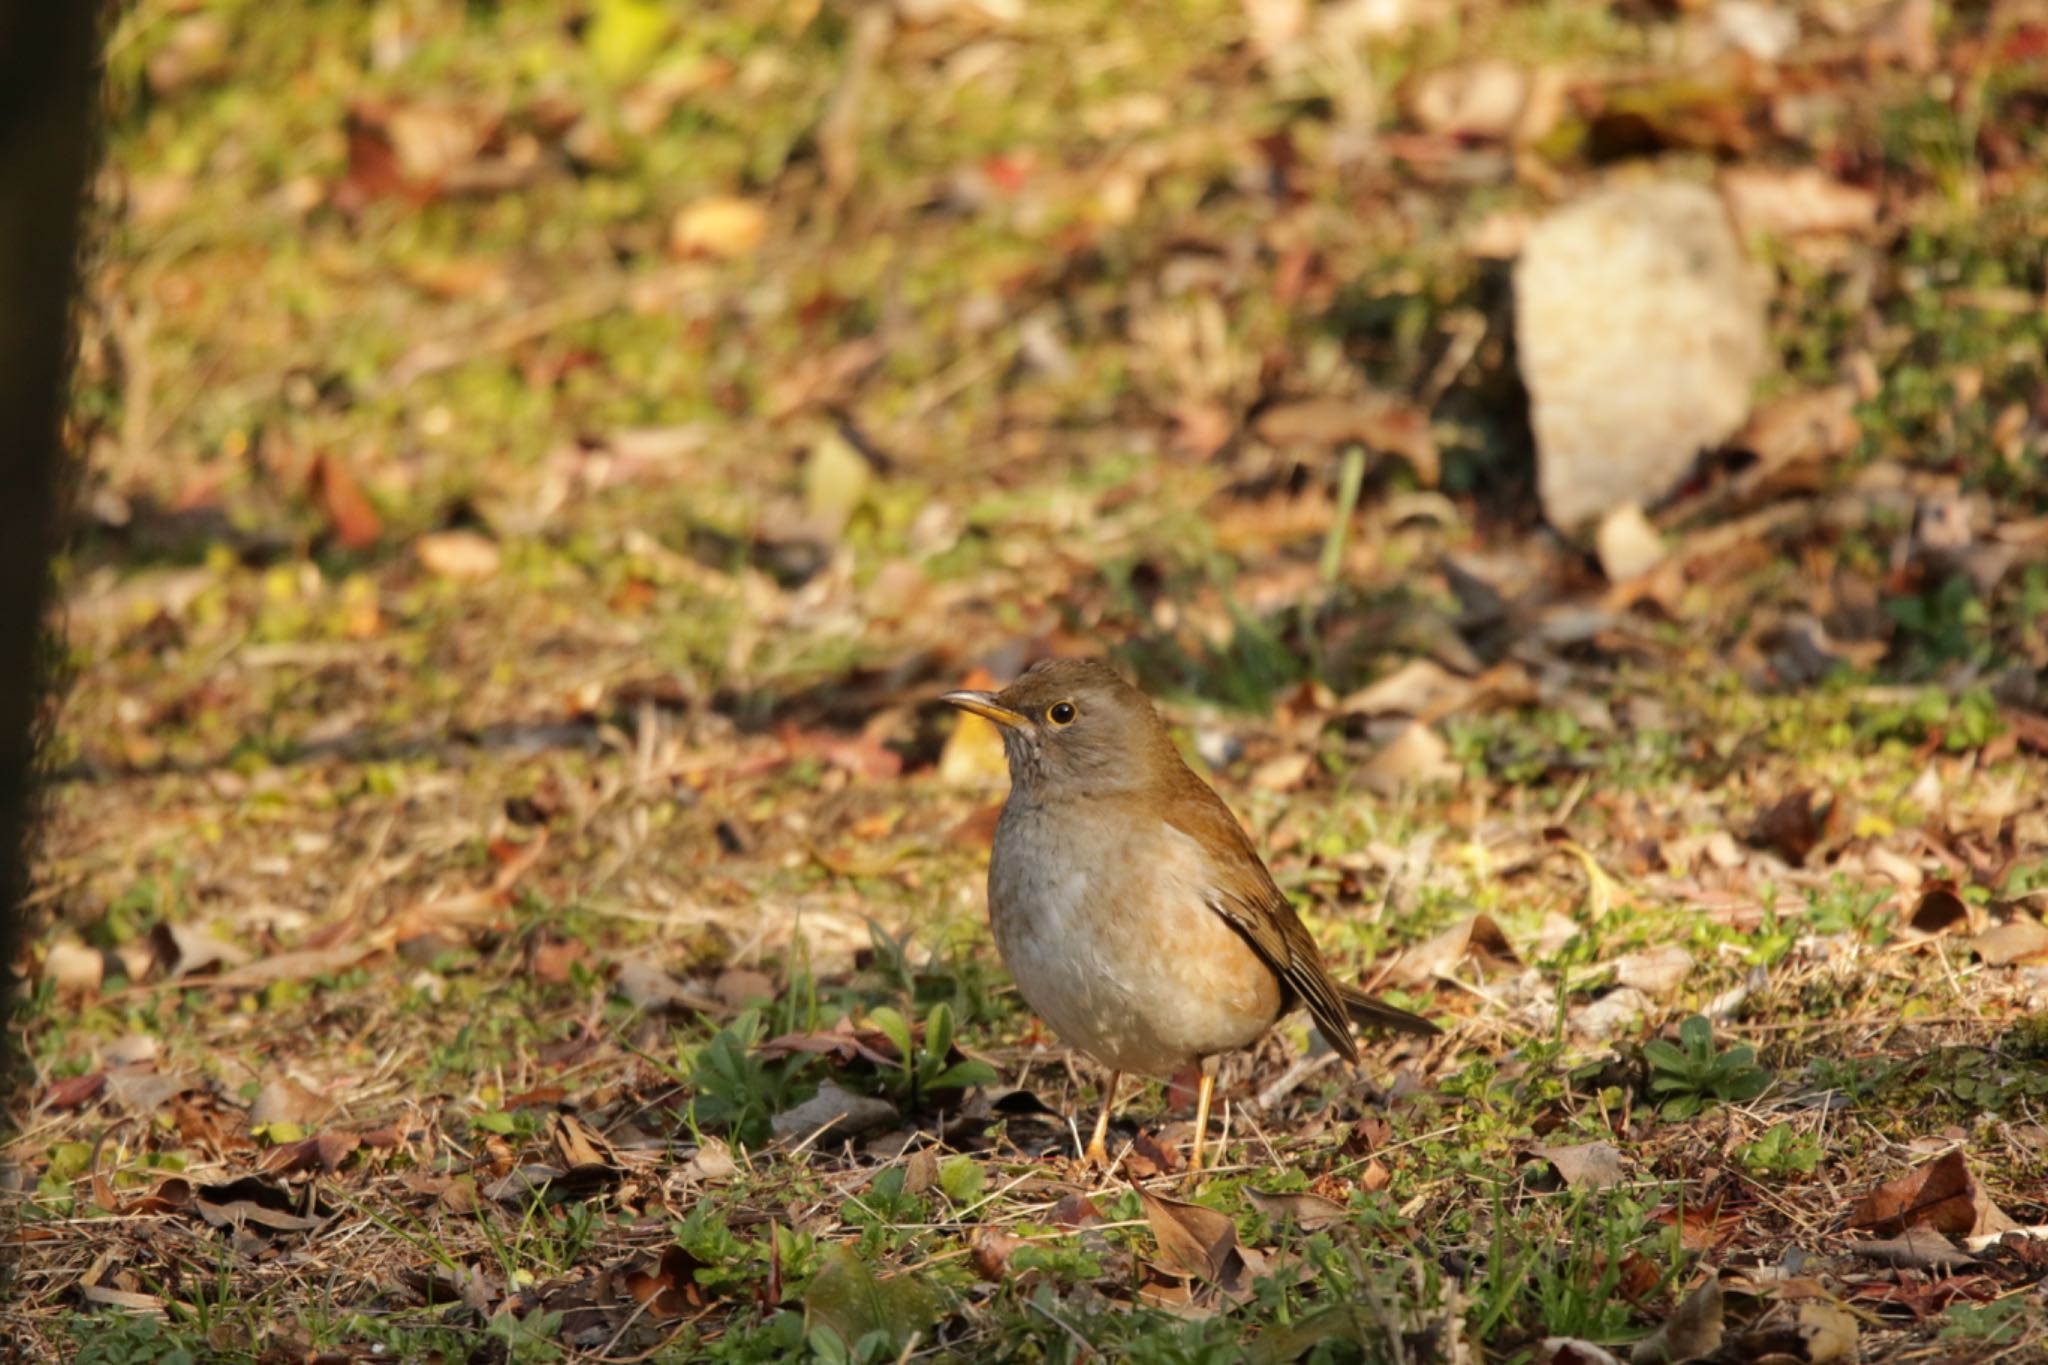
<box><xmin>0</xmin><ymin>9</ymin><xmax>104</xmax><ymax>1116</ymax></box>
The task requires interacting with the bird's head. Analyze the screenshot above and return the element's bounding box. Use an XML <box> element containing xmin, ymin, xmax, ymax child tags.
<box><xmin>941</xmin><ymin>657</ymin><xmax>1174</xmax><ymax>799</ymax></box>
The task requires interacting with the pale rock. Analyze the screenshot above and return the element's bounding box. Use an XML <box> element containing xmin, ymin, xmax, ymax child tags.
<box><xmin>1594</xmin><ymin>503</ymin><xmax>1668</xmax><ymax>582</ymax></box>
<box><xmin>1516</xmin><ymin>181</ymin><xmax>1768</xmax><ymax>533</ymax></box>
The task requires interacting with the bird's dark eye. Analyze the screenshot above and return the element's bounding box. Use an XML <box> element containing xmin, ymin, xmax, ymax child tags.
<box><xmin>1047</xmin><ymin>701</ymin><xmax>1077</xmax><ymax>727</ymax></box>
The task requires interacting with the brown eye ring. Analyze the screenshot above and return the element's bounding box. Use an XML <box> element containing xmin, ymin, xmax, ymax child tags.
<box><xmin>1047</xmin><ymin>700</ymin><xmax>1077</xmax><ymax>726</ymax></box>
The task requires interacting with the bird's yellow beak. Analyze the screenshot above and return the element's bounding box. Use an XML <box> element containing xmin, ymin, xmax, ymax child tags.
<box><xmin>941</xmin><ymin>690</ymin><xmax>1027</xmax><ymax>730</ymax></box>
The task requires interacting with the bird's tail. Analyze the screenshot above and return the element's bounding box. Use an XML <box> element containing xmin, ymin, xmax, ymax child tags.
<box><xmin>1339</xmin><ymin>984</ymin><xmax>1442</xmax><ymax>1039</ymax></box>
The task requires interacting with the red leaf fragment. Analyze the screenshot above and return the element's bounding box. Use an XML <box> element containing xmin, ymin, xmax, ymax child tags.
<box><xmin>309</xmin><ymin>454</ymin><xmax>382</xmax><ymax>549</ymax></box>
<box><xmin>44</xmin><ymin>1072</ymin><xmax>107</xmax><ymax>1110</ymax></box>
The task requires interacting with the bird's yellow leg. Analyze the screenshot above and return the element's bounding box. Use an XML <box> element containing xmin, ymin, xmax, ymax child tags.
<box><xmin>1188</xmin><ymin>1069</ymin><xmax>1216</xmax><ymax>1175</ymax></box>
<box><xmin>1082</xmin><ymin>1071</ymin><xmax>1120</xmax><ymax>1167</ymax></box>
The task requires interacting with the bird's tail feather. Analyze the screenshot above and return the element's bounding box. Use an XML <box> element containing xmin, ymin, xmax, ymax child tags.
<box><xmin>1339</xmin><ymin>984</ymin><xmax>1441</xmax><ymax>1038</ymax></box>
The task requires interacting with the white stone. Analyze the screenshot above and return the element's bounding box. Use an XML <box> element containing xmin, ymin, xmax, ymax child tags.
<box><xmin>1515</xmin><ymin>180</ymin><xmax>1768</xmax><ymax>533</ymax></box>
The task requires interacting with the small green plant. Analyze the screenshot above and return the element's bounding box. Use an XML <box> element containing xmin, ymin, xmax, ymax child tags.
<box><xmin>1645</xmin><ymin>1016</ymin><xmax>1772</xmax><ymax>1119</ymax></box>
<box><xmin>861</xmin><ymin>920</ymin><xmax>1006</xmax><ymax>1029</ymax></box>
<box><xmin>803</xmin><ymin>1243</ymin><xmax>945</xmax><ymax>1364</ymax></box>
<box><xmin>482</xmin><ymin>1307</ymin><xmax>565</xmax><ymax>1363</ymax></box>
<box><xmin>686</xmin><ymin>1013</ymin><xmax>817</xmax><ymax>1149</ymax></box>
<box><xmin>1468</xmin><ymin>1190</ymin><xmax>1676</xmax><ymax>1347</ymax></box>
<box><xmin>69</xmin><ymin>1314</ymin><xmax>200</xmax><ymax>1365</ymax></box>
<box><xmin>1938</xmin><ymin>1297</ymin><xmax>2033</xmax><ymax>1343</ymax></box>
<box><xmin>2003</xmin><ymin>1013</ymin><xmax>2048</xmax><ymax>1062</ymax></box>
<box><xmin>1738</xmin><ymin>1123</ymin><xmax>1822</xmax><ymax>1175</ymax></box>
<box><xmin>866</xmin><ymin>1001</ymin><xmax>996</xmax><ymax>1104</ymax></box>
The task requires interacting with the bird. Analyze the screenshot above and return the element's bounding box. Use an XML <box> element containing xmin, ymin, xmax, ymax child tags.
<box><xmin>942</xmin><ymin>657</ymin><xmax>1440</xmax><ymax>1172</ymax></box>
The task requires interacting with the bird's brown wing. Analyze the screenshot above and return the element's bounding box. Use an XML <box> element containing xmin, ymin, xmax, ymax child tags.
<box><xmin>1160</xmin><ymin>772</ymin><xmax>1440</xmax><ymax>1052</ymax></box>
<box><xmin>1159</xmin><ymin>778</ymin><xmax>1358</xmax><ymax>1060</ymax></box>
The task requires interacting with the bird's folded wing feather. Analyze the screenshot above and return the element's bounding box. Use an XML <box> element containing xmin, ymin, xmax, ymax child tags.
<box><xmin>1162</xmin><ymin>786</ymin><xmax>1364</xmax><ymax>1063</ymax></box>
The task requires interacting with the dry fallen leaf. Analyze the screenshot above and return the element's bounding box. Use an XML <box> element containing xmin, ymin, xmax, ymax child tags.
<box><xmin>1713</xmin><ymin>0</ymin><xmax>1797</xmax><ymax>60</ymax></box>
<box><xmin>106</xmin><ymin>1066</ymin><xmax>201</xmax><ymax>1115</ymax></box>
<box><xmin>42</xmin><ymin>939</ymin><xmax>103</xmax><ymax>999</ymax></box>
<box><xmin>1529</xmin><ymin>1140</ymin><xmax>1627</xmax><ymax>1189</ymax></box>
<box><xmin>1791</xmin><ymin>1300</ymin><xmax>1860</xmax><ymax>1363</ymax></box>
<box><xmin>1745</xmin><ymin>788</ymin><xmax>1835</xmax><ymax>865</ymax></box>
<box><xmin>1735</xmin><ymin>384</ymin><xmax>1860</xmax><ymax>476</ymax></box>
<box><xmin>1720</xmin><ymin>167</ymin><xmax>1879</xmax><ymax>239</ymax></box>
<box><xmin>1862</xmin><ymin>0</ymin><xmax>1937</xmax><ymax>72</ymax></box>
<box><xmin>1135</xmin><ymin>1183</ymin><xmax>1249</xmax><ymax>1291</ymax></box>
<box><xmin>1380</xmin><ymin>913</ymin><xmax>1522</xmax><ymax>987</ymax></box>
<box><xmin>1632</xmin><ymin>1277</ymin><xmax>1723</xmax><ymax>1365</ymax></box>
<box><xmin>1574</xmin><ymin>986</ymin><xmax>1653</xmax><ymax>1041</ymax></box>
<box><xmin>670</xmin><ymin>195</ymin><xmax>767</xmax><ymax>260</ymax></box>
<box><xmin>938</xmin><ymin>668</ymin><xmax>1012</xmax><ymax>786</ymax></box>
<box><xmin>80</xmin><ymin>1255</ymin><xmax>175</xmax><ymax>1315</ymax></box>
<box><xmin>688</xmin><ymin>1138</ymin><xmax>738</xmax><ymax>1182</ymax></box>
<box><xmin>150</xmin><ymin>921</ymin><xmax>253</xmax><ymax>978</ymax></box>
<box><xmin>970</xmin><ymin>1225</ymin><xmax>1026</xmax><ymax>1280</ymax></box>
<box><xmin>1614</xmin><ymin>944</ymin><xmax>1693</xmax><ymax>997</ymax></box>
<box><xmin>1244</xmin><ymin>1187</ymin><xmax>1349</xmax><ymax>1231</ymax></box>
<box><xmin>309</xmin><ymin>453</ymin><xmax>383</xmax><ymax>550</ymax></box>
<box><xmin>1340</xmin><ymin>659</ymin><xmax>1476</xmax><ymax>718</ymax></box>
<box><xmin>1518</xmin><ymin>180</ymin><xmax>1768</xmax><ymax>534</ymax></box>
<box><xmin>415</xmin><ymin>529</ymin><xmax>502</xmax><ymax>580</ymax></box>
<box><xmin>713</xmin><ymin>967</ymin><xmax>777</xmax><ymax>1008</ymax></box>
<box><xmin>1968</xmin><ymin>916</ymin><xmax>2048</xmax><ymax>965</ymax></box>
<box><xmin>1904</xmin><ymin>883</ymin><xmax>1974</xmax><ymax>936</ymax></box>
<box><xmin>622</xmin><ymin>1245</ymin><xmax>710</xmax><ymax>1318</ymax></box>
<box><xmin>771</xmin><ymin>1082</ymin><xmax>900</xmax><ymax>1143</ymax></box>
<box><xmin>1254</xmin><ymin>395</ymin><xmax>1440</xmax><ymax>486</ymax></box>
<box><xmin>248</xmin><ymin>1077</ymin><xmax>335</xmax><ymax>1132</ymax></box>
<box><xmin>44</xmin><ymin>1073</ymin><xmax>107</xmax><ymax>1111</ymax></box>
<box><xmin>261</xmin><ymin>1130</ymin><xmax>361</xmax><ymax>1176</ymax></box>
<box><xmin>1359</xmin><ymin>722</ymin><xmax>1459</xmax><ymax>796</ymax></box>
<box><xmin>1126</xmin><ymin>1129</ymin><xmax>1183</xmax><ymax>1179</ymax></box>
<box><xmin>192</xmin><ymin>1176</ymin><xmax>324</xmax><ymax>1234</ymax></box>
<box><xmin>1845</xmin><ymin>1226</ymin><xmax>1977</xmax><ymax>1270</ymax></box>
<box><xmin>1407</xmin><ymin>59</ymin><xmax>1564</xmax><ymax>145</ymax></box>
<box><xmin>938</xmin><ymin>711</ymin><xmax>1009</xmax><ymax>786</ymax></box>
<box><xmin>1846</xmin><ymin>1150</ymin><xmax>2016</xmax><ymax>1239</ymax></box>
<box><xmin>803</xmin><ymin>429</ymin><xmax>874</xmax><ymax>537</ymax></box>
<box><xmin>612</xmin><ymin>956</ymin><xmax>720</xmax><ymax>1013</ymax></box>
<box><xmin>901</xmin><ymin>1147</ymin><xmax>940</xmax><ymax>1197</ymax></box>
<box><xmin>549</xmin><ymin>1112</ymin><xmax>620</xmax><ymax>1173</ymax></box>
<box><xmin>529</xmin><ymin>935</ymin><xmax>588</xmax><ymax>986</ymax></box>
<box><xmin>203</xmin><ymin>943</ymin><xmax>382</xmax><ymax>991</ymax></box>
<box><xmin>1249</xmin><ymin>750</ymin><xmax>1313</xmax><ymax>793</ymax></box>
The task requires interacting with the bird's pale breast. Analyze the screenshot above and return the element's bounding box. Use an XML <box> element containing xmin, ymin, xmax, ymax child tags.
<box><xmin>987</xmin><ymin>799</ymin><xmax>1283</xmax><ymax>1076</ymax></box>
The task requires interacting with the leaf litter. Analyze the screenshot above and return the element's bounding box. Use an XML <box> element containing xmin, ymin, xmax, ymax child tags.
<box><xmin>17</xmin><ymin>0</ymin><xmax>2048</xmax><ymax>1359</ymax></box>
